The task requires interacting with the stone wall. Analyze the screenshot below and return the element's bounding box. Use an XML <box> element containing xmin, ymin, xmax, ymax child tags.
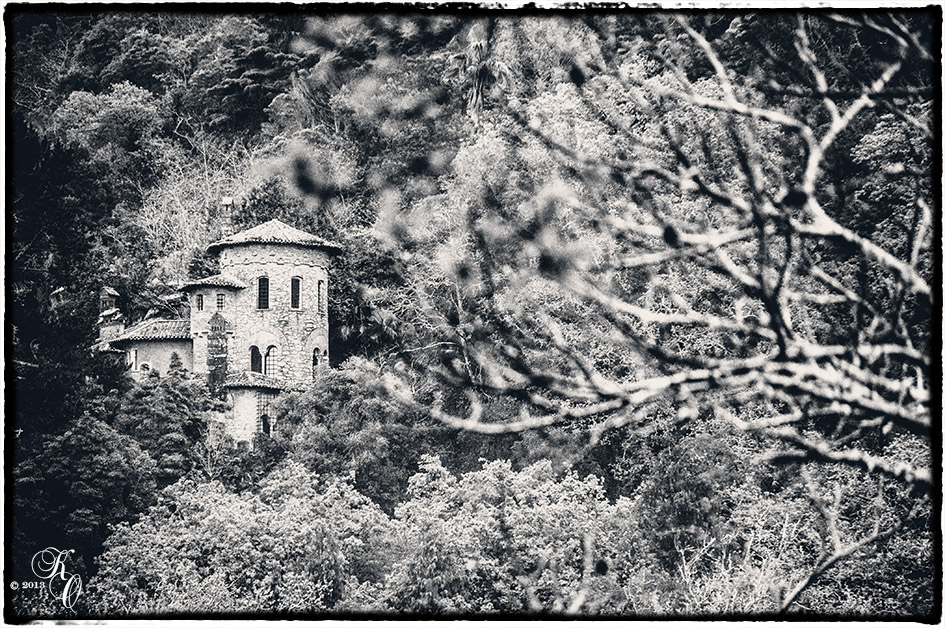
<box><xmin>99</xmin><ymin>320</ymin><xmax>125</xmax><ymax>341</ymax></box>
<box><xmin>218</xmin><ymin>243</ymin><xmax>331</xmax><ymax>384</ymax></box>
<box><xmin>206</xmin><ymin>312</ymin><xmax>230</xmax><ymax>396</ymax></box>
<box><xmin>178</xmin><ymin>242</ymin><xmax>335</xmax><ymax>442</ymax></box>
<box><xmin>126</xmin><ymin>339</ymin><xmax>193</xmax><ymax>380</ymax></box>
<box><xmin>187</xmin><ymin>288</ymin><xmax>240</xmax><ymax>376</ymax></box>
<box><xmin>226</xmin><ymin>389</ymin><xmax>259</xmax><ymax>443</ymax></box>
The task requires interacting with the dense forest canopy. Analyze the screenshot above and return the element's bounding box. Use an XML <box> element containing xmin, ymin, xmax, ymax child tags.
<box><xmin>6</xmin><ymin>8</ymin><xmax>937</xmax><ymax>619</ymax></box>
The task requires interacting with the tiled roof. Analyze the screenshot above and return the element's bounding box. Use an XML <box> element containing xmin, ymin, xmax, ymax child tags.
<box><xmin>207</xmin><ymin>219</ymin><xmax>342</xmax><ymax>254</ymax></box>
<box><xmin>179</xmin><ymin>274</ymin><xmax>248</xmax><ymax>291</ymax></box>
<box><xmin>111</xmin><ymin>319</ymin><xmax>191</xmax><ymax>342</ymax></box>
<box><xmin>91</xmin><ymin>340</ymin><xmax>126</xmax><ymax>354</ymax></box>
<box><xmin>224</xmin><ymin>370</ymin><xmax>304</xmax><ymax>391</ymax></box>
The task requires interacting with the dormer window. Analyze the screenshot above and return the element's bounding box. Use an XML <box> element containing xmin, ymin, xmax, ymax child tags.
<box><xmin>196</xmin><ymin>294</ymin><xmax>204</xmax><ymax>311</ymax></box>
<box><xmin>291</xmin><ymin>277</ymin><xmax>301</xmax><ymax>309</ymax></box>
<box><xmin>257</xmin><ymin>277</ymin><xmax>269</xmax><ymax>309</ymax></box>
<box><xmin>216</xmin><ymin>294</ymin><xmax>225</xmax><ymax>311</ymax></box>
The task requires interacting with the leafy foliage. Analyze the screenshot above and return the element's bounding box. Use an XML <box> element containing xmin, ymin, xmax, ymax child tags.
<box><xmin>13</xmin><ymin>415</ymin><xmax>158</xmax><ymax>579</ymax></box>
<box><xmin>89</xmin><ymin>462</ymin><xmax>392</xmax><ymax>614</ymax></box>
<box><xmin>7</xmin><ymin>9</ymin><xmax>935</xmax><ymax>620</ymax></box>
<box><xmin>272</xmin><ymin>358</ymin><xmax>426</xmax><ymax>511</ymax></box>
<box><xmin>383</xmin><ymin>456</ymin><xmax>634</xmax><ymax>614</ymax></box>
<box><xmin>111</xmin><ymin>360</ymin><xmax>217</xmax><ymax>487</ymax></box>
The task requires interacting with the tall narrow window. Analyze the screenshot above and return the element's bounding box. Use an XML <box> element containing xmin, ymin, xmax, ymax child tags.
<box><xmin>312</xmin><ymin>349</ymin><xmax>319</xmax><ymax>380</ymax></box>
<box><xmin>131</xmin><ymin>349</ymin><xmax>138</xmax><ymax>370</ymax></box>
<box><xmin>196</xmin><ymin>295</ymin><xmax>204</xmax><ymax>311</ymax></box>
<box><xmin>291</xmin><ymin>277</ymin><xmax>301</xmax><ymax>309</ymax></box>
<box><xmin>260</xmin><ymin>415</ymin><xmax>271</xmax><ymax>437</ymax></box>
<box><xmin>216</xmin><ymin>293</ymin><xmax>225</xmax><ymax>311</ymax></box>
<box><xmin>257</xmin><ymin>277</ymin><xmax>269</xmax><ymax>309</ymax></box>
<box><xmin>317</xmin><ymin>280</ymin><xmax>325</xmax><ymax>313</ymax></box>
<box><xmin>250</xmin><ymin>346</ymin><xmax>262</xmax><ymax>373</ymax></box>
<box><xmin>264</xmin><ymin>345</ymin><xmax>277</xmax><ymax>375</ymax></box>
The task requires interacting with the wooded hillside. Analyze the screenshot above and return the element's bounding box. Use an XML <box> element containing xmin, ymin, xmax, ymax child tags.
<box><xmin>7</xmin><ymin>9</ymin><xmax>937</xmax><ymax>619</ymax></box>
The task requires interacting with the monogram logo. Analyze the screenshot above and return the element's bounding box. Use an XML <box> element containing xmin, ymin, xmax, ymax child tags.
<box><xmin>30</xmin><ymin>548</ymin><xmax>83</xmax><ymax>609</ymax></box>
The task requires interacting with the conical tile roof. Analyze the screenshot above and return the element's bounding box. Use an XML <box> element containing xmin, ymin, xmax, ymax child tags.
<box><xmin>179</xmin><ymin>274</ymin><xmax>248</xmax><ymax>291</ymax></box>
<box><xmin>207</xmin><ymin>219</ymin><xmax>342</xmax><ymax>254</ymax></box>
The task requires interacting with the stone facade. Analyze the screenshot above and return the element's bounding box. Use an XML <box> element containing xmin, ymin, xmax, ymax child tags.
<box><xmin>226</xmin><ymin>389</ymin><xmax>261</xmax><ymax>443</ymax></box>
<box><xmin>208</xmin><ymin>243</ymin><xmax>330</xmax><ymax>383</ymax></box>
<box><xmin>221</xmin><ymin>388</ymin><xmax>280</xmax><ymax>443</ymax></box>
<box><xmin>205</xmin><ymin>312</ymin><xmax>230</xmax><ymax>395</ymax></box>
<box><xmin>189</xmin><ymin>287</ymin><xmax>242</xmax><ymax>379</ymax></box>
<box><xmin>102</xmin><ymin>219</ymin><xmax>340</xmax><ymax>442</ymax></box>
<box><xmin>126</xmin><ymin>339</ymin><xmax>194</xmax><ymax>379</ymax></box>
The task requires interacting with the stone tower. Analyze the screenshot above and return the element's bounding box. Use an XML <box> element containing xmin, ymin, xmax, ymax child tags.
<box><xmin>207</xmin><ymin>220</ymin><xmax>338</xmax><ymax>383</ymax></box>
<box><xmin>106</xmin><ymin>220</ymin><xmax>341</xmax><ymax>441</ymax></box>
<box><xmin>179</xmin><ymin>219</ymin><xmax>341</xmax><ymax>441</ymax></box>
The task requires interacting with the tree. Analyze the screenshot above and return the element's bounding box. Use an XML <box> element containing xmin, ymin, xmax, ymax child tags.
<box><xmin>111</xmin><ymin>361</ymin><xmax>218</xmax><ymax>487</ymax></box>
<box><xmin>89</xmin><ymin>462</ymin><xmax>395</xmax><ymax>615</ymax></box>
<box><xmin>12</xmin><ymin>414</ymin><xmax>158</xmax><ymax>589</ymax></box>
<box><xmin>9</xmin><ymin>111</ymin><xmax>125</xmax><ymax>438</ymax></box>
<box><xmin>371</xmin><ymin>12</ymin><xmax>933</xmax><ymax>612</ymax></box>
<box><xmin>203</xmin><ymin>17</ymin><xmax>307</xmax><ymax>135</ymax></box>
<box><xmin>10</xmin><ymin>13</ymin><xmax>94</xmax><ymax>132</ymax></box>
<box><xmin>7</xmin><ymin>8</ymin><xmax>936</xmax><ymax>618</ymax></box>
<box><xmin>272</xmin><ymin>358</ymin><xmax>427</xmax><ymax>511</ymax></box>
<box><xmin>49</xmin><ymin>81</ymin><xmax>169</xmax><ymax>199</ymax></box>
<box><xmin>192</xmin><ymin>422</ymin><xmax>286</xmax><ymax>493</ymax></box>
<box><xmin>382</xmin><ymin>456</ymin><xmax>634</xmax><ymax>614</ymax></box>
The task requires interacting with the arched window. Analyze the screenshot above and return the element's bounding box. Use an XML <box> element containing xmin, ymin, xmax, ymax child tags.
<box><xmin>317</xmin><ymin>280</ymin><xmax>325</xmax><ymax>313</ymax></box>
<box><xmin>312</xmin><ymin>348</ymin><xmax>319</xmax><ymax>380</ymax></box>
<box><xmin>264</xmin><ymin>345</ymin><xmax>277</xmax><ymax>375</ymax></box>
<box><xmin>260</xmin><ymin>414</ymin><xmax>271</xmax><ymax>437</ymax></box>
<box><xmin>257</xmin><ymin>277</ymin><xmax>269</xmax><ymax>309</ymax></box>
<box><xmin>250</xmin><ymin>346</ymin><xmax>262</xmax><ymax>373</ymax></box>
<box><xmin>291</xmin><ymin>277</ymin><xmax>302</xmax><ymax>309</ymax></box>
<box><xmin>196</xmin><ymin>294</ymin><xmax>203</xmax><ymax>311</ymax></box>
